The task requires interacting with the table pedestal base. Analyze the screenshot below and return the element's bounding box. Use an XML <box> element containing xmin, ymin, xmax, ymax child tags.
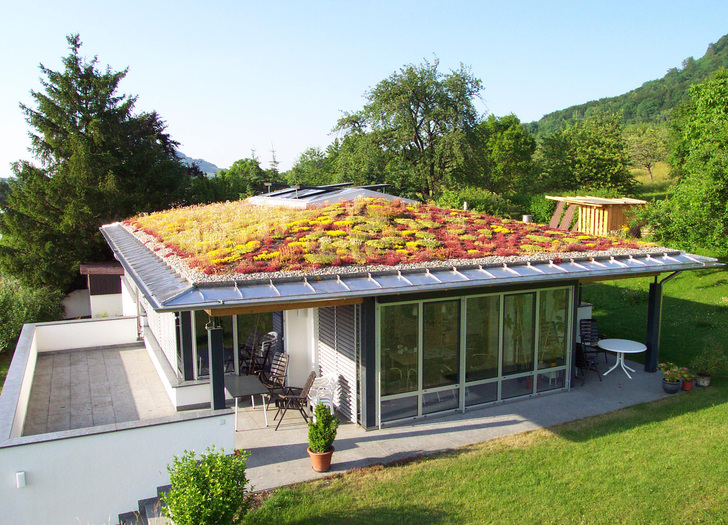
<box><xmin>603</xmin><ymin>352</ymin><xmax>636</xmax><ymax>379</ymax></box>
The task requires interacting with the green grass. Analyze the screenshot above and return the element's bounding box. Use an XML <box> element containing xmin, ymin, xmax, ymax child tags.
<box><xmin>0</xmin><ymin>352</ymin><xmax>10</xmax><ymax>394</ymax></box>
<box><xmin>245</xmin><ymin>383</ymin><xmax>728</xmax><ymax>524</ymax></box>
<box><xmin>633</xmin><ymin>161</ymin><xmax>674</xmax><ymax>201</ymax></box>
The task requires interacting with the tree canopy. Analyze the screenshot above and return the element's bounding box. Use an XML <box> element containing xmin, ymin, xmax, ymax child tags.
<box><xmin>334</xmin><ymin>59</ymin><xmax>483</xmax><ymax>199</ymax></box>
<box><xmin>0</xmin><ymin>35</ymin><xmax>197</xmax><ymax>292</ymax></box>
<box><xmin>536</xmin><ymin>112</ymin><xmax>634</xmax><ymax>193</ymax></box>
<box><xmin>643</xmin><ymin>69</ymin><xmax>728</xmax><ymax>250</ymax></box>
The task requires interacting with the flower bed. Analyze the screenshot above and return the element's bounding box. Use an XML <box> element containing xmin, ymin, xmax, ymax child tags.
<box><xmin>126</xmin><ymin>198</ymin><xmax>642</xmax><ymax>275</ymax></box>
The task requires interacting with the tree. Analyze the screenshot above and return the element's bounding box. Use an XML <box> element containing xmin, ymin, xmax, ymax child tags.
<box><xmin>334</xmin><ymin>59</ymin><xmax>483</xmax><ymax>199</ymax></box>
<box><xmin>537</xmin><ymin>112</ymin><xmax>635</xmax><ymax>193</ymax></box>
<box><xmin>624</xmin><ymin>124</ymin><xmax>669</xmax><ymax>181</ymax></box>
<box><xmin>0</xmin><ymin>35</ymin><xmax>195</xmax><ymax>292</ymax></box>
<box><xmin>474</xmin><ymin>114</ymin><xmax>536</xmax><ymax>194</ymax></box>
<box><xmin>214</xmin><ymin>157</ymin><xmax>280</xmax><ymax>199</ymax></box>
<box><xmin>286</xmin><ymin>147</ymin><xmax>337</xmax><ymax>187</ymax></box>
<box><xmin>644</xmin><ymin>69</ymin><xmax>728</xmax><ymax>250</ymax></box>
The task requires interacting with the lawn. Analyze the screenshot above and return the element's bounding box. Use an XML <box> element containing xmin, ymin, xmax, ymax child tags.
<box><xmin>245</xmin><ymin>381</ymin><xmax>728</xmax><ymax>524</ymax></box>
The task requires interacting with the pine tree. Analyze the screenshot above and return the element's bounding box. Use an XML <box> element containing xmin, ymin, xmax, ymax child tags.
<box><xmin>0</xmin><ymin>35</ymin><xmax>193</xmax><ymax>292</ymax></box>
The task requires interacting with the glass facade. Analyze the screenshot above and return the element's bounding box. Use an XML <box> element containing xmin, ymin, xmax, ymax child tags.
<box><xmin>378</xmin><ymin>286</ymin><xmax>572</xmax><ymax>424</ymax></box>
<box><xmin>193</xmin><ymin>311</ymin><xmax>274</xmax><ymax>378</ymax></box>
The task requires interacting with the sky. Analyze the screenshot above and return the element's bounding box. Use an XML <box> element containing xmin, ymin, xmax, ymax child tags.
<box><xmin>1</xmin><ymin>1</ymin><xmax>727</xmax><ymax>177</ymax></box>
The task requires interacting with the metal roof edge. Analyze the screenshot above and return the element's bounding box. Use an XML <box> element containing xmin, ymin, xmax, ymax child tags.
<box><xmin>151</xmin><ymin>251</ymin><xmax>721</xmax><ymax>312</ymax></box>
<box><xmin>100</xmin><ymin>223</ymin><xmax>194</xmax><ymax>310</ymax></box>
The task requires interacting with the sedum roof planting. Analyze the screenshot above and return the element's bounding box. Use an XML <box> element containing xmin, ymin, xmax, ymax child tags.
<box><xmin>124</xmin><ymin>197</ymin><xmax>643</xmax><ymax>278</ymax></box>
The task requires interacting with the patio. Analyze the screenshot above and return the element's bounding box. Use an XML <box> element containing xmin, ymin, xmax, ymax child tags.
<box><xmin>22</xmin><ymin>344</ymin><xmax>176</xmax><ymax>436</ymax></box>
<box><xmin>236</xmin><ymin>358</ymin><xmax>673</xmax><ymax>493</ymax></box>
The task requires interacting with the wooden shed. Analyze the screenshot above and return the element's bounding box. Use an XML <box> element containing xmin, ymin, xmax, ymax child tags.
<box><xmin>545</xmin><ymin>196</ymin><xmax>647</xmax><ymax>236</ymax></box>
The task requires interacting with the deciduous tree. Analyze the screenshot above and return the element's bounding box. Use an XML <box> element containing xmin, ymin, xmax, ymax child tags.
<box><xmin>334</xmin><ymin>59</ymin><xmax>482</xmax><ymax>199</ymax></box>
<box><xmin>644</xmin><ymin>69</ymin><xmax>728</xmax><ymax>250</ymax></box>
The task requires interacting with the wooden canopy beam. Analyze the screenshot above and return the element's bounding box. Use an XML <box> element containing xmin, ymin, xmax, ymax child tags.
<box><xmin>203</xmin><ymin>296</ymin><xmax>363</xmax><ymax>317</ymax></box>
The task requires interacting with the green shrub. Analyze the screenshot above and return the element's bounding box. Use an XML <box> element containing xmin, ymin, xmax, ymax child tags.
<box><xmin>308</xmin><ymin>403</ymin><xmax>339</xmax><ymax>453</ymax></box>
<box><xmin>0</xmin><ymin>278</ymin><xmax>63</xmax><ymax>355</ymax></box>
<box><xmin>435</xmin><ymin>187</ymin><xmax>519</xmax><ymax>218</ymax></box>
<box><xmin>163</xmin><ymin>446</ymin><xmax>250</xmax><ymax>525</ymax></box>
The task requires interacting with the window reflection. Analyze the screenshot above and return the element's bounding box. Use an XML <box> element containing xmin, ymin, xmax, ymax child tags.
<box><xmin>502</xmin><ymin>293</ymin><xmax>535</xmax><ymax>375</ymax></box>
<box><xmin>465</xmin><ymin>295</ymin><xmax>500</xmax><ymax>381</ymax></box>
<box><xmin>380</xmin><ymin>304</ymin><xmax>418</xmax><ymax>395</ymax></box>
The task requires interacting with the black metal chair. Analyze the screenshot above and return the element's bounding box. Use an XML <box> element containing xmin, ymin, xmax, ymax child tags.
<box><xmin>242</xmin><ymin>332</ymin><xmax>278</xmax><ymax>375</ymax></box>
<box><xmin>579</xmin><ymin>319</ymin><xmax>608</xmax><ymax>364</ymax></box>
<box><xmin>574</xmin><ymin>343</ymin><xmax>601</xmax><ymax>385</ymax></box>
<box><xmin>257</xmin><ymin>352</ymin><xmax>289</xmax><ymax>395</ymax></box>
<box><xmin>238</xmin><ymin>330</ymin><xmax>262</xmax><ymax>371</ymax></box>
<box><xmin>270</xmin><ymin>371</ymin><xmax>316</xmax><ymax>431</ymax></box>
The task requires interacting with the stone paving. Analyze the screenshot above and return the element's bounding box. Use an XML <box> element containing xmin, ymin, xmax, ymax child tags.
<box><xmin>23</xmin><ymin>345</ymin><xmax>176</xmax><ymax>436</ymax></box>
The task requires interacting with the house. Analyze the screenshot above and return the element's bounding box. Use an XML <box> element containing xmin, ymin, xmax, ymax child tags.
<box><xmin>0</xmin><ymin>184</ymin><xmax>720</xmax><ymax>524</ymax></box>
<box><xmin>99</xmin><ymin>185</ymin><xmax>718</xmax><ymax>427</ymax></box>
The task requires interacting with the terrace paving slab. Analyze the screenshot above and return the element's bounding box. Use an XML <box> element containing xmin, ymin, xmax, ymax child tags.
<box><xmin>236</xmin><ymin>359</ymin><xmax>678</xmax><ymax>493</ymax></box>
<box><xmin>22</xmin><ymin>345</ymin><xmax>176</xmax><ymax>436</ymax></box>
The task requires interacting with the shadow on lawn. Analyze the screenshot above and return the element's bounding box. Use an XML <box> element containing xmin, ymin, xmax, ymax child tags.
<box><xmin>271</xmin><ymin>505</ymin><xmax>449</xmax><ymax>525</ymax></box>
<box><xmin>550</xmin><ymin>378</ymin><xmax>728</xmax><ymax>443</ymax></box>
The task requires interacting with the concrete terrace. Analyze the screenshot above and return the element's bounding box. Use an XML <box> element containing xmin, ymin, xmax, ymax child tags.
<box><xmin>236</xmin><ymin>359</ymin><xmax>675</xmax><ymax>493</ymax></box>
<box><xmin>23</xmin><ymin>344</ymin><xmax>176</xmax><ymax>436</ymax></box>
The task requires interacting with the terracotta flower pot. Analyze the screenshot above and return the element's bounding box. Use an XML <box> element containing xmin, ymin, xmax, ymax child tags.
<box><xmin>681</xmin><ymin>380</ymin><xmax>694</xmax><ymax>391</ymax></box>
<box><xmin>307</xmin><ymin>446</ymin><xmax>334</xmax><ymax>472</ymax></box>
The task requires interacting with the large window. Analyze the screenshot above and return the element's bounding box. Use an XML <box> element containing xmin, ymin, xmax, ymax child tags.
<box><xmin>423</xmin><ymin>300</ymin><xmax>460</xmax><ymax>389</ymax></box>
<box><xmin>465</xmin><ymin>295</ymin><xmax>500</xmax><ymax>382</ymax></box>
<box><xmin>502</xmin><ymin>293</ymin><xmax>535</xmax><ymax>376</ymax></box>
<box><xmin>380</xmin><ymin>303</ymin><xmax>419</xmax><ymax>396</ymax></box>
<box><xmin>378</xmin><ymin>286</ymin><xmax>572</xmax><ymax>424</ymax></box>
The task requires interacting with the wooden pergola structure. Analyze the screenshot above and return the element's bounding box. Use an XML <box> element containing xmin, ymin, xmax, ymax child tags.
<box><xmin>546</xmin><ymin>196</ymin><xmax>648</xmax><ymax>236</ymax></box>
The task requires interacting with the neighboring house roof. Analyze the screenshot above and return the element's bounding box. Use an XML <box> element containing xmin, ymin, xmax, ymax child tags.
<box><xmin>248</xmin><ymin>183</ymin><xmax>415</xmax><ymax>209</ymax></box>
<box><xmin>100</xmin><ymin>188</ymin><xmax>721</xmax><ymax>313</ymax></box>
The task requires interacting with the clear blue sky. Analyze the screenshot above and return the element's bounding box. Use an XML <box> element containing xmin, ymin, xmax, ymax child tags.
<box><xmin>1</xmin><ymin>1</ymin><xmax>727</xmax><ymax>176</ymax></box>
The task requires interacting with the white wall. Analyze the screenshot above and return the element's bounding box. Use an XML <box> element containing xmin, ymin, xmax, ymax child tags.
<box><xmin>33</xmin><ymin>317</ymin><xmax>138</xmax><ymax>352</ymax></box>
<box><xmin>121</xmin><ymin>276</ymin><xmax>139</xmax><ymax>318</ymax></box>
<box><xmin>284</xmin><ymin>308</ymin><xmax>316</xmax><ymax>386</ymax></box>
<box><xmin>88</xmin><ymin>294</ymin><xmax>123</xmax><ymax>318</ymax></box>
<box><xmin>0</xmin><ymin>413</ymin><xmax>234</xmax><ymax>525</ymax></box>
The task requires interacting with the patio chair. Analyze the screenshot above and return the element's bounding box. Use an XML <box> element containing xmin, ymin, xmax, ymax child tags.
<box><xmin>579</xmin><ymin>319</ymin><xmax>608</xmax><ymax>363</ymax></box>
<box><xmin>270</xmin><ymin>371</ymin><xmax>316</xmax><ymax>431</ymax></box>
<box><xmin>257</xmin><ymin>352</ymin><xmax>289</xmax><ymax>395</ymax></box>
<box><xmin>238</xmin><ymin>330</ymin><xmax>262</xmax><ymax>369</ymax></box>
<box><xmin>242</xmin><ymin>332</ymin><xmax>278</xmax><ymax>375</ymax></box>
<box><xmin>574</xmin><ymin>342</ymin><xmax>601</xmax><ymax>385</ymax></box>
<box><xmin>308</xmin><ymin>373</ymin><xmax>337</xmax><ymax>415</ymax></box>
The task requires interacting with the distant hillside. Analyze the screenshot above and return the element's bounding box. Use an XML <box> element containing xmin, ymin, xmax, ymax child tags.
<box><xmin>528</xmin><ymin>33</ymin><xmax>728</xmax><ymax>136</ymax></box>
<box><xmin>176</xmin><ymin>152</ymin><xmax>221</xmax><ymax>175</ymax></box>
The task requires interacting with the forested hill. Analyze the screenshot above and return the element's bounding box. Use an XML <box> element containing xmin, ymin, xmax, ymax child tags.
<box><xmin>527</xmin><ymin>33</ymin><xmax>728</xmax><ymax>136</ymax></box>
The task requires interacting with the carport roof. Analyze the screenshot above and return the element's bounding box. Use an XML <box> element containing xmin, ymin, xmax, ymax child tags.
<box><xmin>100</xmin><ymin>222</ymin><xmax>721</xmax><ymax>313</ymax></box>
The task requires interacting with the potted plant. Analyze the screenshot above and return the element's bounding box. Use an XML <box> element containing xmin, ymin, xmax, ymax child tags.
<box><xmin>307</xmin><ymin>402</ymin><xmax>339</xmax><ymax>472</ymax></box>
<box><xmin>658</xmin><ymin>362</ymin><xmax>681</xmax><ymax>394</ymax></box>
<box><xmin>690</xmin><ymin>341</ymin><xmax>728</xmax><ymax>387</ymax></box>
<box><xmin>680</xmin><ymin>368</ymin><xmax>695</xmax><ymax>391</ymax></box>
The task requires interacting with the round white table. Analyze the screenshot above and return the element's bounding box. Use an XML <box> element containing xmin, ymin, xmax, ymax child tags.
<box><xmin>597</xmin><ymin>339</ymin><xmax>647</xmax><ymax>379</ymax></box>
